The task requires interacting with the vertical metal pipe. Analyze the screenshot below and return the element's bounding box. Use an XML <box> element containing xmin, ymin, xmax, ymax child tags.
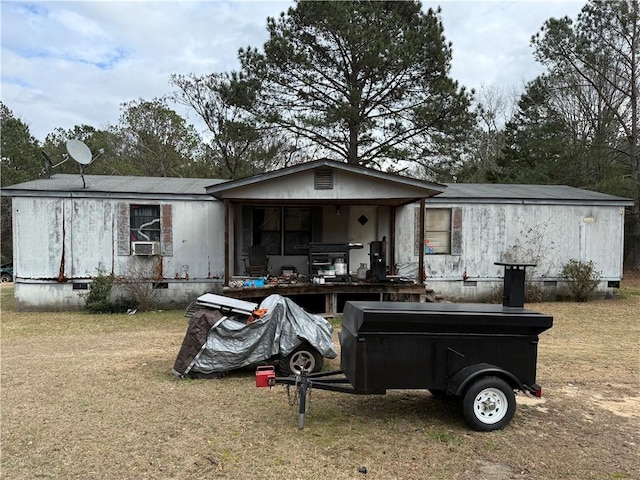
<box><xmin>297</xmin><ymin>375</ymin><xmax>308</xmax><ymax>429</ymax></box>
<box><xmin>418</xmin><ymin>198</ymin><xmax>425</xmax><ymax>284</ymax></box>
<box><xmin>224</xmin><ymin>199</ymin><xmax>230</xmax><ymax>286</ymax></box>
<box><xmin>390</xmin><ymin>207</ymin><xmax>396</xmax><ymax>275</ymax></box>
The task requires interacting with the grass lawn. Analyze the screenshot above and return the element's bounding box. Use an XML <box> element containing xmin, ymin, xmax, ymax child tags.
<box><xmin>1</xmin><ymin>274</ymin><xmax>639</xmax><ymax>479</ymax></box>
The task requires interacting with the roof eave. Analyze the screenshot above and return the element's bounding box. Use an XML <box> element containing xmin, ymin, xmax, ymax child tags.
<box><xmin>206</xmin><ymin>159</ymin><xmax>445</xmax><ymax>198</ymax></box>
<box><xmin>426</xmin><ymin>197</ymin><xmax>635</xmax><ymax>206</ymax></box>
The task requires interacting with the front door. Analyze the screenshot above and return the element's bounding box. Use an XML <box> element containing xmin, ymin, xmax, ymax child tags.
<box><xmin>348</xmin><ymin>206</ymin><xmax>378</xmax><ymax>274</ymax></box>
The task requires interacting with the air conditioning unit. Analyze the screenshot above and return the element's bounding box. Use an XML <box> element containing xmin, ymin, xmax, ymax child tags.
<box><xmin>131</xmin><ymin>241</ymin><xmax>160</xmax><ymax>256</ymax></box>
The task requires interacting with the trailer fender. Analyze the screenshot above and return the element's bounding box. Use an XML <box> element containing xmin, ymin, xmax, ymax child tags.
<box><xmin>446</xmin><ymin>363</ymin><xmax>522</xmax><ymax>397</ymax></box>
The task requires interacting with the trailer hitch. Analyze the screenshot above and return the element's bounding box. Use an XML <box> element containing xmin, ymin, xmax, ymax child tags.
<box><xmin>257</xmin><ymin>368</ymin><xmax>382</xmax><ymax>429</ymax></box>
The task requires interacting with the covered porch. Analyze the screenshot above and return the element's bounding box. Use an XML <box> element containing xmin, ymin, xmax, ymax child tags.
<box><xmin>206</xmin><ymin>160</ymin><xmax>444</xmax><ymax>313</ymax></box>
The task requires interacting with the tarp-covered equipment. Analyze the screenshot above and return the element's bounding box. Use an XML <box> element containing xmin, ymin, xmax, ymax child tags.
<box><xmin>172</xmin><ymin>294</ymin><xmax>337</xmax><ymax>377</ymax></box>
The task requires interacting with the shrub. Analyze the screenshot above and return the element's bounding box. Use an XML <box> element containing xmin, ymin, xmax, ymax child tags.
<box><xmin>85</xmin><ymin>272</ymin><xmax>115</xmax><ymax>313</ymax></box>
<box><xmin>85</xmin><ymin>270</ymin><xmax>138</xmax><ymax>313</ymax></box>
<box><xmin>561</xmin><ymin>259</ymin><xmax>601</xmax><ymax>302</ymax></box>
<box><xmin>115</xmin><ymin>260</ymin><xmax>159</xmax><ymax>312</ymax></box>
<box><xmin>487</xmin><ymin>283</ymin><xmax>544</xmax><ymax>304</ymax></box>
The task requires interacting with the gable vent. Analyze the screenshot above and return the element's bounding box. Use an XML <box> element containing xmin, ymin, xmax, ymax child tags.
<box><xmin>315</xmin><ymin>169</ymin><xmax>334</xmax><ymax>189</ymax></box>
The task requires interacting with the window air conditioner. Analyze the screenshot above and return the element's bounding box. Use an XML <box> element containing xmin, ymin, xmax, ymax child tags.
<box><xmin>131</xmin><ymin>241</ymin><xmax>160</xmax><ymax>256</ymax></box>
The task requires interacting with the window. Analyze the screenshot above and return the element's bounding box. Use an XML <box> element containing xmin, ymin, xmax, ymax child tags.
<box><xmin>244</xmin><ymin>206</ymin><xmax>313</xmax><ymax>255</ymax></box>
<box><xmin>130</xmin><ymin>205</ymin><xmax>160</xmax><ymax>241</ymax></box>
<box><xmin>118</xmin><ymin>203</ymin><xmax>172</xmax><ymax>256</ymax></box>
<box><xmin>284</xmin><ymin>207</ymin><xmax>311</xmax><ymax>255</ymax></box>
<box><xmin>252</xmin><ymin>207</ymin><xmax>281</xmax><ymax>255</ymax></box>
<box><xmin>424</xmin><ymin>208</ymin><xmax>451</xmax><ymax>254</ymax></box>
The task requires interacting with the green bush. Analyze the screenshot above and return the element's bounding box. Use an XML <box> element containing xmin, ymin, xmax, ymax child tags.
<box><xmin>85</xmin><ymin>271</ymin><xmax>137</xmax><ymax>313</ymax></box>
<box><xmin>561</xmin><ymin>259</ymin><xmax>601</xmax><ymax>302</ymax></box>
<box><xmin>85</xmin><ymin>272</ymin><xmax>115</xmax><ymax>313</ymax></box>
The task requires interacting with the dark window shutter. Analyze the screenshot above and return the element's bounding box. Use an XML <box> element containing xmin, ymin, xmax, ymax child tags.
<box><xmin>117</xmin><ymin>202</ymin><xmax>130</xmax><ymax>256</ymax></box>
<box><xmin>450</xmin><ymin>207</ymin><xmax>462</xmax><ymax>256</ymax></box>
<box><xmin>161</xmin><ymin>204</ymin><xmax>173</xmax><ymax>256</ymax></box>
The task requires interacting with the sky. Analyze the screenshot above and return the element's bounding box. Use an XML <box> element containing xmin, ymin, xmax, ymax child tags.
<box><xmin>1</xmin><ymin>0</ymin><xmax>585</xmax><ymax>143</ymax></box>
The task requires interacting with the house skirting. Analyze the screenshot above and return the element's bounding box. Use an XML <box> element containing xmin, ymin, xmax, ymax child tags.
<box><xmin>12</xmin><ymin>279</ymin><xmax>224</xmax><ymax>312</ymax></box>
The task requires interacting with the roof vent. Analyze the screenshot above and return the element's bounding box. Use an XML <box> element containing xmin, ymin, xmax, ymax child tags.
<box><xmin>315</xmin><ymin>169</ymin><xmax>334</xmax><ymax>190</ymax></box>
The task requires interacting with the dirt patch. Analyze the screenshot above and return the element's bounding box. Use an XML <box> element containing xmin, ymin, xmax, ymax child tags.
<box><xmin>591</xmin><ymin>393</ymin><xmax>640</xmax><ymax>419</ymax></box>
<box><xmin>476</xmin><ymin>460</ymin><xmax>514</xmax><ymax>480</ymax></box>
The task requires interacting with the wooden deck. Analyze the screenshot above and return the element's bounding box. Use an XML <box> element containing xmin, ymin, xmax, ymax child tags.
<box><xmin>222</xmin><ymin>281</ymin><xmax>434</xmax><ymax>315</ymax></box>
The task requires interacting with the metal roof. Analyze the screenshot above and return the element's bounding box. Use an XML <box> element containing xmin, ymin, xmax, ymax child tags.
<box><xmin>432</xmin><ymin>183</ymin><xmax>634</xmax><ymax>206</ymax></box>
<box><xmin>1</xmin><ymin>174</ymin><xmax>226</xmax><ymax>199</ymax></box>
<box><xmin>1</xmin><ymin>172</ymin><xmax>633</xmax><ymax>207</ymax></box>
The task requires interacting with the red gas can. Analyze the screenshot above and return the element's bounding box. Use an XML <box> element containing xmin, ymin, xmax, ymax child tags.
<box><xmin>255</xmin><ymin>365</ymin><xmax>276</xmax><ymax>387</ymax></box>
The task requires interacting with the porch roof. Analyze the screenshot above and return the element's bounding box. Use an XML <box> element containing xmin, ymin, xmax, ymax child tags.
<box><xmin>206</xmin><ymin>159</ymin><xmax>446</xmax><ymax>206</ymax></box>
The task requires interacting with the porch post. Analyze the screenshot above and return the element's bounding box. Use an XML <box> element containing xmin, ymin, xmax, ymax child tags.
<box><xmin>389</xmin><ymin>207</ymin><xmax>396</xmax><ymax>275</ymax></box>
<box><xmin>224</xmin><ymin>199</ymin><xmax>230</xmax><ymax>286</ymax></box>
<box><xmin>418</xmin><ymin>198</ymin><xmax>425</xmax><ymax>285</ymax></box>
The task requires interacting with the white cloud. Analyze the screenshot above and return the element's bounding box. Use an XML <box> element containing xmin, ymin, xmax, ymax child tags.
<box><xmin>439</xmin><ymin>0</ymin><xmax>583</xmax><ymax>90</ymax></box>
<box><xmin>1</xmin><ymin>0</ymin><xmax>583</xmax><ymax>142</ymax></box>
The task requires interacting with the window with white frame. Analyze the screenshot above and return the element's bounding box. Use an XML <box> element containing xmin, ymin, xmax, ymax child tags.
<box><xmin>424</xmin><ymin>208</ymin><xmax>452</xmax><ymax>254</ymax></box>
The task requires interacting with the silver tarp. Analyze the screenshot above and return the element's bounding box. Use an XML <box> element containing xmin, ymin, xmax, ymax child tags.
<box><xmin>173</xmin><ymin>294</ymin><xmax>337</xmax><ymax>376</ymax></box>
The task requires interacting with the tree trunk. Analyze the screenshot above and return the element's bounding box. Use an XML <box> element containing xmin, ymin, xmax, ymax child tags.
<box><xmin>626</xmin><ymin>205</ymin><xmax>640</xmax><ymax>271</ymax></box>
<box><xmin>625</xmin><ymin>133</ymin><xmax>640</xmax><ymax>270</ymax></box>
<box><xmin>626</xmin><ymin>11</ymin><xmax>639</xmax><ymax>271</ymax></box>
<box><xmin>347</xmin><ymin>122</ymin><xmax>358</xmax><ymax>164</ymax></box>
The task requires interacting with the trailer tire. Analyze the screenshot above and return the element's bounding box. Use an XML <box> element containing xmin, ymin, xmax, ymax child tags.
<box><xmin>279</xmin><ymin>343</ymin><xmax>323</xmax><ymax>376</ymax></box>
<box><xmin>462</xmin><ymin>376</ymin><xmax>516</xmax><ymax>431</ymax></box>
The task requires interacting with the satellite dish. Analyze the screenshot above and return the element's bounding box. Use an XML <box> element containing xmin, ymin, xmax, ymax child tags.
<box><xmin>66</xmin><ymin>139</ymin><xmax>92</xmax><ymax>165</ymax></box>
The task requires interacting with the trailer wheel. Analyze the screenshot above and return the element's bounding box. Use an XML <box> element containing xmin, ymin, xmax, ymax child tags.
<box><xmin>279</xmin><ymin>343</ymin><xmax>324</xmax><ymax>376</ymax></box>
<box><xmin>462</xmin><ymin>376</ymin><xmax>516</xmax><ymax>431</ymax></box>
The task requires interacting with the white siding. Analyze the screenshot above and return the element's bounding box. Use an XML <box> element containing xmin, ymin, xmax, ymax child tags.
<box><xmin>396</xmin><ymin>202</ymin><xmax>626</xmax><ymax>300</ymax></box>
<box><xmin>12</xmin><ymin>196</ymin><xmax>225</xmax><ymax>310</ymax></box>
<box><xmin>14</xmin><ymin>197</ymin><xmax>66</xmax><ymax>279</ymax></box>
<box><xmin>14</xmin><ymin>197</ymin><xmax>225</xmax><ymax>281</ymax></box>
<box><xmin>220</xmin><ymin>169</ymin><xmax>430</xmax><ymax>201</ymax></box>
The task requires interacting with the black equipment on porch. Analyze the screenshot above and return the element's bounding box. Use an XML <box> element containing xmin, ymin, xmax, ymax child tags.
<box><xmin>369</xmin><ymin>236</ymin><xmax>387</xmax><ymax>281</ymax></box>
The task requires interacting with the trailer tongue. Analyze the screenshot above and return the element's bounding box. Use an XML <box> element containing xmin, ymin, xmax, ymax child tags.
<box><xmin>258</xmin><ymin>263</ymin><xmax>553</xmax><ymax>431</ymax></box>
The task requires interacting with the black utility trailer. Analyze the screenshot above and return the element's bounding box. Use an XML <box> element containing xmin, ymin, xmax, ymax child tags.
<box><xmin>259</xmin><ymin>263</ymin><xmax>553</xmax><ymax>431</ymax></box>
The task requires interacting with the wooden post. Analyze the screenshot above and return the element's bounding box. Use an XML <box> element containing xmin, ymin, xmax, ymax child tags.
<box><xmin>389</xmin><ymin>207</ymin><xmax>396</xmax><ymax>275</ymax></box>
<box><xmin>418</xmin><ymin>198</ymin><xmax>425</xmax><ymax>285</ymax></box>
<box><xmin>224</xmin><ymin>199</ymin><xmax>230</xmax><ymax>286</ymax></box>
<box><xmin>325</xmin><ymin>292</ymin><xmax>338</xmax><ymax>315</ymax></box>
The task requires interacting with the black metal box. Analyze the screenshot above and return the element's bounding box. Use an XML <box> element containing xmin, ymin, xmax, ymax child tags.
<box><xmin>339</xmin><ymin>301</ymin><xmax>553</xmax><ymax>392</ymax></box>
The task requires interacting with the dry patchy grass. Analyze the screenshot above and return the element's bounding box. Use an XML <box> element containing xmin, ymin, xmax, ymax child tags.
<box><xmin>1</xmin><ymin>276</ymin><xmax>639</xmax><ymax>480</ymax></box>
